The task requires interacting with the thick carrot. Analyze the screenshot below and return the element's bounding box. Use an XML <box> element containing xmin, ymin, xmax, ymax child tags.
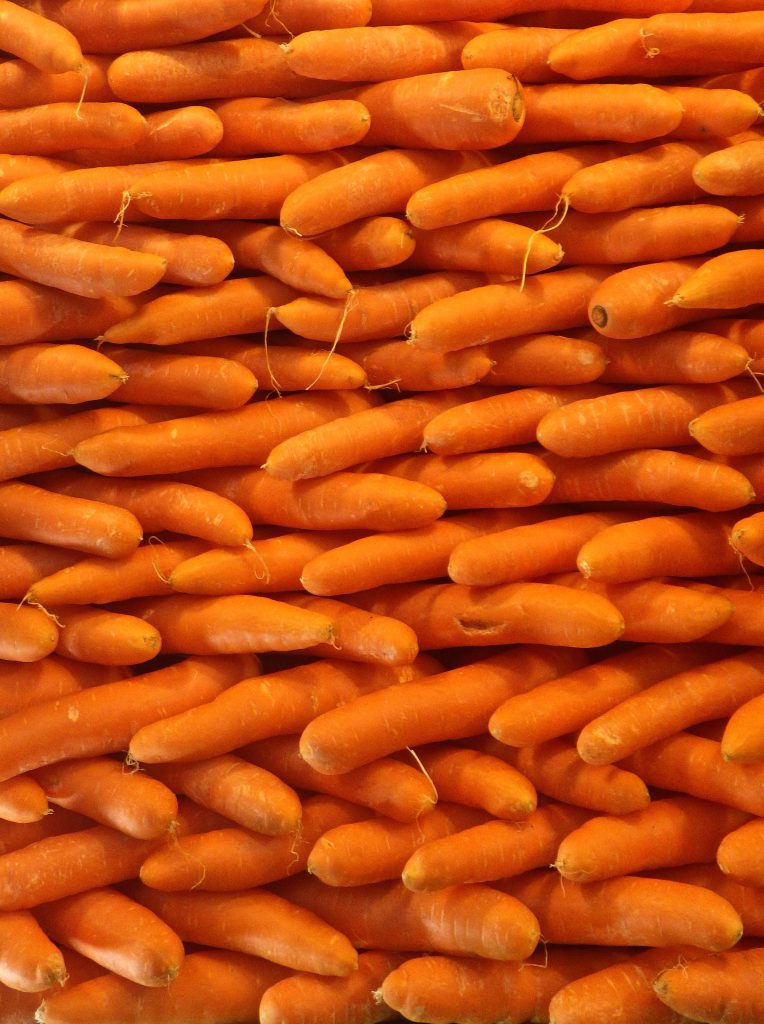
<box><xmin>670</xmin><ymin>248</ymin><xmax>764</xmax><ymax>309</ymax></box>
<box><xmin>691</xmin><ymin>393</ymin><xmax>764</xmax><ymax>456</ymax></box>
<box><xmin>0</xmin><ymin>653</ymin><xmax>256</xmax><ymax>783</ymax></box>
<box><xmin>0</xmin><ymin>601</ymin><xmax>58</xmax><ymax>663</ymax></box>
<box><xmin>0</xmin><ymin>54</ymin><xmax>113</xmax><ymax>108</ymax></box>
<box><xmin>178</xmin><ymin>466</ymin><xmax>448</xmax><ymax>532</ymax></box>
<box><xmin>0</xmin><ymin>909</ymin><xmax>66</xmax><ymax>992</ymax></box>
<box><xmin>694</xmin><ymin>138</ymin><xmax>764</xmax><ymax>196</ymax></box>
<box><xmin>0</xmin><ymin>1</ymin><xmax>83</xmax><ymax>73</ymax></box>
<box><xmin>71</xmin><ymin>390</ymin><xmax>374</xmax><ymax>475</ymax></box>
<box><xmin>405</xmin><ymin>217</ymin><xmax>563</xmax><ymax>276</ymax></box>
<box><xmin>210</xmin><ymin>97</ymin><xmax>370</xmax><ymax>156</ymax></box>
<box><xmin>32</xmin><ymin>756</ymin><xmax>178</xmax><ymax>840</ymax></box>
<box><xmin>0</xmin><ymin>776</ymin><xmax>49</xmax><ymax>823</ymax></box>
<box><xmin>128</xmin><ymin>658</ymin><xmax>432</xmax><ymax>765</ymax></box>
<box><xmin>243</xmin><ymin>735</ymin><xmax>438</xmax><ymax>822</ymax></box>
<box><xmin>297</xmin><ymin>646</ymin><xmax>586</xmax><ymax>775</ymax></box>
<box><xmin>496</xmin><ymin>869</ymin><xmax>743</xmax><ymax>951</ymax></box>
<box><xmin>48</xmin><ymin>604</ymin><xmax>162</xmax><ymax>666</ymax></box>
<box><xmin>663</xmin><ymin>84</ymin><xmax>763</xmax><ymax>139</ymax></box>
<box><xmin>0</xmin><ymin>343</ymin><xmax>126</xmax><ymax>405</ymax></box>
<box><xmin>576</xmin><ymin>648</ymin><xmax>764</xmax><ymax>765</ymax></box>
<box><xmin>407</xmin><ymin>265</ymin><xmax>613</xmax><ymax>352</ymax></box>
<box><xmin>129</xmin><ymin>882</ymin><xmax>359</xmax><ymax>976</ymax></box>
<box><xmin>352</xmin><ymin>338</ymin><xmax>493</xmax><ymax>390</ymax></box>
<box><xmin>575</xmin><ymin>509</ymin><xmax>745</xmax><ymax>582</ymax></box>
<box><xmin>106</xmin><ymin>347</ymin><xmax>256</xmax><ymax>410</ymax></box>
<box><xmin>487</xmin><ymin>332</ymin><xmax>607</xmax><ymax>386</ymax></box>
<box><xmin>279</xmin><ymin>147</ymin><xmax>489</xmax><ymax>238</ymax></box>
<box><xmin>462</xmin><ymin>24</ymin><xmax>574</xmax><ymax>81</ymax></box>
<box><xmin>554</xmin><ymin>796</ymin><xmax>751</xmax><ymax>883</ymax></box>
<box><xmin>0</xmin><ymin>657</ymin><xmax>127</xmax><ymax>719</ymax></box>
<box><xmin>274</xmin><ymin>270</ymin><xmax>487</xmax><ymax>344</ymax></box>
<box><xmin>139</xmin><ymin>794</ymin><xmax>370</xmax><ymax>892</ymax></box>
<box><xmin>653</xmin><ymin>946</ymin><xmax>764</xmax><ymax>1024</ymax></box>
<box><xmin>683</xmin><ymin>578</ymin><xmax>764</xmax><ymax>647</ymax></box>
<box><xmin>0</xmin><ymin>102</ymin><xmax>147</xmax><ymax>156</ymax></box>
<box><xmin>716</xmin><ymin>817</ymin><xmax>764</xmax><ymax>887</ymax></box>
<box><xmin>315</xmin><ymin>216</ymin><xmax>415</xmax><ymax>272</ymax></box>
<box><xmin>35</xmin><ymin>886</ymin><xmax>185</xmax><ymax>988</ymax></box>
<box><xmin>275</xmin><ymin>872</ymin><xmax>540</xmax><ymax>961</ymax></box>
<box><xmin>595</xmin><ymin>327</ymin><xmax>750</xmax><ymax>383</ymax></box>
<box><xmin>643</xmin><ymin>11</ymin><xmax>764</xmax><ymax>64</ymax></box>
<box><xmin>653</xmin><ymin>862</ymin><xmax>764</xmax><ymax>941</ymax></box>
<box><xmin>259</xmin><ymin>950</ymin><xmax>406</xmax><ymax>1024</ymax></box>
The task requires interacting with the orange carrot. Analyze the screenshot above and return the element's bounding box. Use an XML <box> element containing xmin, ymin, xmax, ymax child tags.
<box><xmin>663</xmin><ymin>84</ymin><xmax>763</xmax><ymax>139</ymax></box>
<box><xmin>0</xmin><ymin>102</ymin><xmax>147</xmax><ymax>155</ymax></box>
<box><xmin>297</xmin><ymin>646</ymin><xmax>585</xmax><ymax>775</ymax></box>
<box><xmin>49</xmin><ymin>604</ymin><xmax>162</xmax><ymax>667</ymax></box>
<box><xmin>682</xmin><ymin>578</ymin><xmax>764</xmax><ymax>647</ymax></box>
<box><xmin>405</xmin><ymin>217</ymin><xmax>563</xmax><ymax>276</ymax></box>
<box><xmin>462</xmin><ymin>24</ymin><xmax>574</xmax><ymax>81</ymax></box>
<box><xmin>106</xmin><ymin>346</ymin><xmax>256</xmax><ymax>409</ymax></box>
<box><xmin>0</xmin><ymin>776</ymin><xmax>49</xmax><ymax>823</ymax></box>
<box><xmin>643</xmin><ymin>11</ymin><xmax>764</xmax><ymax>64</ymax></box>
<box><xmin>275</xmin><ymin>872</ymin><xmax>540</xmax><ymax>961</ymax></box>
<box><xmin>716</xmin><ymin>817</ymin><xmax>764</xmax><ymax>887</ymax></box>
<box><xmin>351</xmin><ymin>338</ymin><xmax>493</xmax><ymax>390</ymax></box>
<box><xmin>0</xmin><ymin>154</ymin><xmax>78</xmax><ymax>186</ymax></box>
<box><xmin>595</xmin><ymin>327</ymin><xmax>750</xmax><ymax>383</ymax></box>
<box><xmin>0</xmin><ymin>54</ymin><xmax>113</xmax><ymax>107</ymax></box>
<box><xmin>483</xmin><ymin>332</ymin><xmax>607</xmax><ymax>386</ymax></box>
<box><xmin>128</xmin><ymin>658</ymin><xmax>433</xmax><ymax>766</ymax></box>
<box><xmin>0</xmin><ymin>807</ymin><xmax>91</xmax><ymax>857</ymax></box>
<box><xmin>691</xmin><ymin>393</ymin><xmax>764</xmax><ymax>456</ymax></box>
<box><xmin>652</xmin><ymin>861</ymin><xmax>764</xmax><ymax>941</ymax></box>
<box><xmin>670</xmin><ymin>248</ymin><xmax>764</xmax><ymax>309</ymax></box>
<box><xmin>693</xmin><ymin>138</ymin><xmax>764</xmax><ymax>196</ymax></box>
<box><xmin>653</xmin><ymin>946</ymin><xmax>764</xmax><ymax>1024</ymax></box>
<box><xmin>247</xmin><ymin>0</ymin><xmax>372</xmax><ymax>33</ymax></box>
<box><xmin>0</xmin><ymin>599</ymin><xmax>56</xmax><ymax>664</ymax></box>
<box><xmin>0</xmin><ymin>1</ymin><xmax>83</xmax><ymax>73</ymax></box>
<box><xmin>0</xmin><ymin>343</ymin><xmax>126</xmax><ymax>405</ymax></box>
<box><xmin>210</xmin><ymin>97</ymin><xmax>370</xmax><ymax>155</ymax></box>
<box><xmin>0</xmin><ymin>909</ymin><xmax>66</xmax><ymax>992</ymax></box>
<box><xmin>721</xmin><ymin>688</ymin><xmax>764</xmax><ymax>763</ymax></box>
<box><xmin>315</xmin><ymin>216</ymin><xmax>415</xmax><ymax>272</ymax></box>
<box><xmin>0</xmin><ymin>657</ymin><xmax>127</xmax><ymax>719</ymax></box>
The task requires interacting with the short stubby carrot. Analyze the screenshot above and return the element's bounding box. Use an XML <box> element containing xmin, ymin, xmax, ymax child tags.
<box><xmin>48</xmin><ymin>603</ymin><xmax>162</xmax><ymax>667</ymax></box>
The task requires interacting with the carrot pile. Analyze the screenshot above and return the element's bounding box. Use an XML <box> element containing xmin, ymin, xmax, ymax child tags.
<box><xmin>0</xmin><ymin>0</ymin><xmax>764</xmax><ymax>1022</ymax></box>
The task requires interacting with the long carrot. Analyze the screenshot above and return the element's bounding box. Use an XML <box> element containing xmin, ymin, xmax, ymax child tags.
<box><xmin>595</xmin><ymin>327</ymin><xmax>750</xmax><ymax>384</ymax></box>
<box><xmin>210</xmin><ymin>97</ymin><xmax>370</xmax><ymax>155</ymax></box>
<box><xmin>0</xmin><ymin>909</ymin><xmax>66</xmax><ymax>992</ymax></box>
<box><xmin>0</xmin><ymin>102</ymin><xmax>148</xmax><ymax>155</ymax></box>
<box><xmin>0</xmin><ymin>657</ymin><xmax>126</xmax><ymax>719</ymax></box>
<box><xmin>405</xmin><ymin>217</ymin><xmax>564</xmax><ymax>276</ymax></box>
<box><xmin>0</xmin><ymin>343</ymin><xmax>126</xmax><ymax>405</ymax></box>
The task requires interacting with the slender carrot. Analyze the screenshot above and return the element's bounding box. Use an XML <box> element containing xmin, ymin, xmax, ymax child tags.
<box><xmin>0</xmin><ymin>909</ymin><xmax>66</xmax><ymax>992</ymax></box>
<box><xmin>596</xmin><ymin>327</ymin><xmax>750</xmax><ymax>383</ymax></box>
<box><xmin>49</xmin><ymin>604</ymin><xmax>162</xmax><ymax>666</ymax></box>
<box><xmin>642</xmin><ymin>11</ymin><xmax>764</xmax><ymax>64</ymax></box>
<box><xmin>496</xmin><ymin>869</ymin><xmax>743</xmax><ymax>951</ymax></box>
<box><xmin>71</xmin><ymin>390</ymin><xmax>375</xmax><ymax>476</ymax></box>
<box><xmin>0</xmin><ymin>102</ymin><xmax>147</xmax><ymax>156</ymax></box>
<box><xmin>0</xmin><ymin>653</ymin><xmax>257</xmax><ymax>783</ymax></box>
<box><xmin>139</xmin><ymin>794</ymin><xmax>371</xmax><ymax>892</ymax></box>
<box><xmin>274</xmin><ymin>872</ymin><xmax>541</xmax><ymax>961</ymax></box>
<box><xmin>483</xmin><ymin>332</ymin><xmax>607</xmax><ymax>385</ymax></box>
<box><xmin>297</xmin><ymin>646</ymin><xmax>586</xmax><ymax>775</ymax></box>
<box><xmin>32</xmin><ymin>756</ymin><xmax>179</xmax><ymax>840</ymax></box>
<box><xmin>0</xmin><ymin>343</ymin><xmax>126</xmax><ymax>405</ymax></box>
<box><xmin>653</xmin><ymin>946</ymin><xmax>764</xmax><ymax>1024</ymax></box>
<box><xmin>242</xmin><ymin>735</ymin><xmax>438</xmax><ymax>822</ymax></box>
<box><xmin>351</xmin><ymin>338</ymin><xmax>493</xmax><ymax>390</ymax></box>
<box><xmin>694</xmin><ymin>139</ymin><xmax>764</xmax><ymax>196</ymax></box>
<box><xmin>670</xmin><ymin>249</ymin><xmax>764</xmax><ymax>309</ymax></box>
<box><xmin>210</xmin><ymin>97</ymin><xmax>370</xmax><ymax>156</ymax></box>
<box><xmin>128</xmin><ymin>658</ymin><xmax>434</xmax><ymax>766</ymax></box>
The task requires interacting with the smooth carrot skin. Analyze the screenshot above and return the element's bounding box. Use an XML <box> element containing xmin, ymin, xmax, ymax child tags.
<box><xmin>0</xmin><ymin>343</ymin><xmax>126</xmax><ymax>405</ymax></box>
<box><xmin>0</xmin><ymin>55</ymin><xmax>113</xmax><ymax>107</ymax></box>
<box><xmin>315</xmin><ymin>216</ymin><xmax>415</xmax><ymax>272</ymax></box>
<box><xmin>210</xmin><ymin>97</ymin><xmax>370</xmax><ymax>156</ymax></box>
<box><xmin>716</xmin><ymin>818</ymin><xmax>764</xmax><ymax>887</ymax></box>
<box><xmin>722</xmin><ymin>690</ymin><xmax>764</xmax><ymax>763</ymax></box>
<box><xmin>247</xmin><ymin>0</ymin><xmax>372</xmax><ymax>33</ymax></box>
<box><xmin>576</xmin><ymin>648</ymin><xmax>764</xmax><ymax>765</ymax></box>
<box><xmin>297</xmin><ymin>646</ymin><xmax>586</xmax><ymax>775</ymax></box>
<box><xmin>0</xmin><ymin>776</ymin><xmax>49</xmax><ymax>823</ymax></box>
<box><xmin>0</xmin><ymin>154</ymin><xmax>78</xmax><ymax>186</ymax></box>
<box><xmin>693</xmin><ymin>139</ymin><xmax>764</xmax><ymax>196</ymax></box>
<box><xmin>653</xmin><ymin>946</ymin><xmax>764</xmax><ymax>1024</ymax></box>
<box><xmin>369</xmin><ymin>0</ymin><xmax>691</xmax><ymax>22</ymax></box>
<box><xmin>642</xmin><ymin>10</ymin><xmax>764</xmax><ymax>64</ymax></box>
<box><xmin>279</xmin><ymin>147</ymin><xmax>488</xmax><ymax>238</ymax></box>
<box><xmin>35</xmin><ymin>886</ymin><xmax>185</xmax><ymax>988</ymax></box>
<box><xmin>595</xmin><ymin>328</ymin><xmax>750</xmax><ymax>384</ymax></box>
<box><xmin>129</xmin><ymin>882</ymin><xmax>359</xmax><ymax>977</ymax></box>
<box><xmin>461</xmin><ymin>24</ymin><xmax>574</xmax><ymax>81</ymax></box>
<box><xmin>71</xmin><ymin>390</ymin><xmax>375</xmax><ymax>476</ymax></box>
<box><xmin>0</xmin><ymin>658</ymin><xmax>127</xmax><ymax>719</ymax></box>
<box><xmin>0</xmin><ymin>544</ymin><xmax>80</xmax><ymax>601</ymax></box>
<box><xmin>655</xmin><ymin>861</ymin><xmax>764</xmax><ymax>941</ymax></box>
<box><xmin>554</xmin><ymin>796</ymin><xmax>751</xmax><ymax>883</ymax></box>
<box><xmin>46</xmin><ymin>604</ymin><xmax>161</xmax><ymax>666</ymax></box>
<box><xmin>0</xmin><ymin>806</ymin><xmax>92</xmax><ymax>856</ymax></box>
<box><xmin>670</xmin><ymin>249</ymin><xmax>764</xmax><ymax>309</ymax></box>
<box><xmin>0</xmin><ymin>653</ymin><xmax>257</xmax><ymax>783</ymax></box>
<box><xmin>275</xmin><ymin>873</ymin><xmax>541</xmax><ymax>962</ymax></box>
<box><xmin>662</xmin><ymin>84</ymin><xmax>762</xmax><ymax>139</ymax></box>
<box><xmin>36</xmin><ymin>948</ymin><xmax>289</xmax><ymax>1024</ymax></box>
<box><xmin>106</xmin><ymin>347</ymin><xmax>256</xmax><ymax>409</ymax></box>
<box><xmin>307</xmin><ymin>803</ymin><xmax>488</xmax><ymax>888</ymax></box>
<box><xmin>259</xmin><ymin>950</ymin><xmax>406</xmax><ymax>1024</ymax></box>
<box><xmin>0</xmin><ymin>102</ymin><xmax>147</xmax><ymax>156</ymax></box>
<box><xmin>129</xmin><ymin>658</ymin><xmax>432</xmax><ymax>765</ymax></box>
<box><xmin>27</xmin><ymin>538</ymin><xmax>209</xmax><ymax>608</ymax></box>
<box><xmin>32</xmin><ymin>757</ymin><xmax>179</xmax><ymax>840</ymax></box>
<box><xmin>0</xmin><ymin>1</ymin><xmax>83</xmax><ymax>73</ymax></box>
<box><xmin>684</xmin><ymin>579</ymin><xmax>764</xmax><ymax>647</ymax></box>
<box><xmin>0</xmin><ymin>601</ymin><xmax>59</xmax><ymax>663</ymax></box>
<box><xmin>407</xmin><ymin>265</ymin><xmax>613</xmax><ymax>352</ymax></box>
<box><xmin>243</xmin><ymin>735</ymin><xmax>438</xmax><ymax>823</ymax></box>
<box><xmin>497</xmin><ymin>869</ymin><xmax>743</xmax><ymax>951</ymax></box>
<box><xmin>139</xmin><ymin>794</ymin><xmax>371</xmax><ymax>892</ymax></box>
<box><xmin>691</xmin><ymin>394</ymin><xmax>764</xmax><ymax>456</ymax></box>
<box><xmin>483</xmin><ymin>332</ymin><xmax>606</xmax><ymax>386</ymax></box>
<box><xmin>728</xmin><ymin>510</ymin><xmax>764</xmax><ymax>568</ymax></box>
<box><xmin>0</xmin><ymin>281</ymin><xmax>144</xmax><ymax>346</ymax></box>
<box><xmin>352</xmin><ymin>338</ymin><xmax>493</xmax><ymax>391</ymax></box>
<box><xmin>0</xmin><ymin>909</ymin><xmax>66</xmax><ymax>992</ymax></box>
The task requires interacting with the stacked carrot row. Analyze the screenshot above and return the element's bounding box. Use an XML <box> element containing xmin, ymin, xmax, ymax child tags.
<box><xmin>0</xmin><ymin>0</ymin><xmax>763</xmax><ymax>1021</ymax></box>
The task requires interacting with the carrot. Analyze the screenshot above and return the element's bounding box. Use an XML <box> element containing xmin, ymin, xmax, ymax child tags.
<box><xmin>130</xmin><ymin>881</ymin><xmax>359</xmax><ymax>976</ymax></box>
<box><xmin>72</xmin><ymin>390</ymin><xmax>375</xmax><ymax>476</ymax></box>
<box><xmin>517</xmin><ymin>202</ymin><xmax>741</xmax><ymax>265</ymax></box>
<box><xmin>483</xmin><ymin>332</ymin><xmax>607</xmax><ymax>386</ymax></box>
<box><xmin>497</xmin><ymin>869</ymin><xmax>743</xmax><ymax>951</ymax></box>
<box><xmin>274</xmin><ymin>872</ymin><xmax>541</xmax><ymax>961</ymax></box>
<box><xmin>279</xmin><ymin>147</ymin><xmax>489</xmax><ymax>238</ymax></box>
<box><xmin>0</xmin><ymin>657</ymin><xmax>127</xmax><ymax>719</ymax></box>
<box><xmin>0</xmin><ymin>806</ymin><xmax>92</xmax><ymax>857</ymax></box>
<box><xmin>0</xmin><ymin>543</ymin><xmax>80</xmax><ymax>601</ymax></box>
<box><xmin>27</xmin><ymin>538</ymin><xmax>209</xmax><ymax>608</ymax></box>
<box><xmin>0</xmin><ymin>1</ymin><xmax>83</xmax><ymax>74</ymax></box>
<box><xmin>595</xmin><ymin>327</ymin><xmax>750</xmax><ymax>383</ymax></box>
<box><xmin>0</xmin><ymin>281</ymin><xmax>140</xmax><ymax>346</ymax></box>
<box><xmin>653</xmin><ymin>946</ymin><xmax>764</xmax><ymax>1024</ymax></box>
<box><xmin>247</xmin><ymin>0</ymin><xmax>372</xmax><ymax>33</ymax></box>
<box><xmin>693</xmin><ymin>138</ymin><xmax>764</xmax><ymax>195</ymax></box>
<box><xmin>105</xmin><ymin>347</ymin><xmax>256</xmax><ymax>409</ymax></box>
<box><xmin>653</xmin><ymin>861</ymin><xmax>764</xmax><ymax>939</ymax></box>
<box><xmin>554</xmin><ymin>796</ymin><xmax>751</xmax><ymax>883</ymax></box>
<box><xmin>643</xmin><ymin>10</ymin><xmax>764</xmax><ymax>64</ymax></box>
<box><xmin>259</xmin><ymin>950</ymin><xmax>405</xmax><ymax>1024</ymax></box>
<box><xmin>730</xmin><ymin>509</ymin><xmax>764</xmax><ymax>567</ymax></box>
<box><xmin>405</xmin><ymin>217</ymin><xmax>563</xmax><ymax>276</ymax></box>
<box><xmin>663</xmin><ymin>84</ymin><xmax>763</xmax><ymax>139</ymax></box>
<box><xmin>542</xmin><ymin>447</ymin><xmax>756</xmax><ymax>511</ymax></box>
<box><xmin>284</xmin><ymin>22</ymin><xmax>487</xmax><ymax>81</ymax></box>
<box><xmin>297</xmin><ymin>646</ymin><xmax>586</xmax><ymax>775</ymax></box>
<box><xmin>408</xmin><ymin>265</ymin><xmax>613</xmax><ymax>352</ymax></box>
<box><xmin>0</xmin><ymin>101</ymin><xmax>147</xmax><ymax>156</ymax></box>
<box><xmin>47</xmin><ymin>604</ymin><xmax>161</xmax><ymax>667</ymax></box>
<box><xmin>243</xmin><ymin>735</ymin><xmax>438</xmax><ymax>822</ymax></box>
<box><xmin>0</xmin><ymin>776</ymin><xmax>49</xmax><ymax>823</ymax></box>
<box><xmin>721</xmin><ymin>685</ymin><xmax>764</xmax><ymax>762</ymax></box>
<box><xmin>149</xmin><ymin>755</ymin><xmax>301</xmax><ymax>837</ymax></box>
<box><xmin>32</xmin><ymin>756</ymin><xmax>178</xmax><ymax>840</ymax></box>
<box><xmin>274</xmin><ymin>270</ymin><xmax>487</xmax><ymax>344</ymax></box>
<box><xmin>0</xmin><ymin>653</ymin><xmax>256</xmax><ymax>783</ymax></box>
<box><xmin>130</xmin><ymin>152</ymin><xmax>351</xmax><ymax>222</ymax></box>
<box><xmin>670</xmin><ymin>249</ymin><xmax>764</xmax><ymax>310</ymax></box>
<box><xmin>406</xmin><ymin>141</ymin><xmax>627</xmax><ymax>230</ymax></box>
<box><xmin>368</xmin><ymin>0</ymin><xmax>692</xmax><ymax>26</ymax></box>
<box><xmin>683</xmin><ymin>578</ymin><xmax>764</xmax><ymax>647</ymax></box>
<box><xmin>0</xmin><ymin>343</ymin><xmax>126</xmax><ymax>405</ymax></box>
<box><xmin>576</xmin><ymin>648</ymin><xmax>764</xmax><ymax>765</ymax></box>
<box><xmin>0</xmin><ymin>909</ymin><xmax>66</xmax><ymax>992</ymax></box>
<box><xmin>36</xmin><ymin>948</ymin><xmax>289</xmax><ymax>1024</ymax></box>
<box><xmin>178</xmin><ymin>467</ymin><xmax>448</xmax><ymax>532</ymax></box>
<box><xmin>59</xmin><ymin>222</ymin><xmax>235</xmax><ymax>288</ymax></box>
<box><xmin>576</xmin><ymin>509</ymin><xmax>745</xmax><ymax>582</ymax></box>
<box><xmin>210</xmin><ymin>97</ymin><xmax>370</xmax><ymax>156</ymax></box>
<box><xmin>462</xmin><ymin>24</ymin><xmax>574</xmax><ymax>81</ymax></box>
<box><xmin>343</xmin><ymin>578</ymin><xmax>625</xmax><ymax>650</ymax></box>
<box><xmin>351</xmin><ymin>338</ymin><xmax>491</xmax><ymax>391</ymax></box>
<box><xmin>307</xmin><ymin>803</ymin><xmax>487</xmax><ymax>888</ymax></box>
<box><xmin>105</xmin><ymin>36</ymin><xmax>336</xmax><ymax>105</ymax></box>
<box><xmin>622</xmin><ymin>731</ymin><xmax>764</xmax><ymax>817</ymax></box>
<box><xmin>117</xmin><ymin>592</ymin><xmax>334</xmax><ymax>655</ymax></box>
<box><xmin>314</xmin><ymin>216</ymin><xmax>415</xmax><ymax>272</ymax></box>
<box><xmin>128</xmin><ymin>658</ymin><xmax>433</xmax><ymax>766</ymax></box>
<box><xmin>379</xmin><ymin>947</ymin><xmax>630</xmax><ymax>1024</ymax></box>
<box><xmin>716</xmin><ymin>817</ymin><xmax>764</xmax><ymax>886</ymax></box>
<box><xmin>0</xmin><ymin>154</ymin><xmax>78</xmax><ymax>186</ymax></box>
<box><xmin>370</xmin><ymin>451</ymin><xmax>556</xmax><ymax>508</ymax></box>
<box><xmin>139</xmin><ymin>793</ymin><xmax>370</xmax><ymax>892</ymax></box>
<box><xmin>423</xmin><ymin>383</ymin><xmax>611</xmax><ymax>454</ymax></box>
<box><xmin>0</xmin><ymin>54</ymin><xmax>112</xmax><ymax>108</ymax></box>
<box><xmin>691</xmin><ymin>393</ymin><xmax>764</xmax><ymax>456</ymax></box>
<box><xmin>35</xmin><ymin>470</ymin><xmax>254</xmax><ymax>548</ymax></box>
<box><xmin>479</xmin><ymin>735</ymin><xmax>651</xmax><ymax>815</ymax></box>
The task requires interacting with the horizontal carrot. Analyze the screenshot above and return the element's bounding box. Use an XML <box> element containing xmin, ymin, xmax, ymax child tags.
<box><xmin>0</xmin><ymin>776</ymin><xmax>49</xmax><ymax>824</ymax></box>
<box><xmin>462</xmin><ymin>24</ymin><xmax>574</xmax><ymax>81</ymax></box>
<box><xmin>0</xmin><ymin>0</ymin><xmax>83</xmax><ymax>73</ymax></box>
<box><xmin>0</xmin><ymin>54</ymin><xmax>112</xmax><ymax>108</ymax></box>
<box><xmin>483</xmin><ymin>331</ymin><xmax>607</xmax><ymax>386</ymax></box>
<box><xmin>0</xmin><ymin>101</ymin><xmax>147</xmax><ymax>155</ymax></box>
<box><xmin>0</xmin><ymin>658</ymin><xmax>127</xmax><ymax>719</ymax></box>
<box><xmin>663</xmin><ymin>84</ymin><xmax>763</xmax><ymax>139</ymax></box>
<box><xmin>642</xmin><ymin>10</ymin><xmax>764</xmax><ymax>64</ymax></box>
<box><xmin>716</xmin><ymin>817</ymin><xmax>764</xmax><ymax>887</ymax></box>
<box><xmin>246</xmin><ymin>0</ymin><xmax>372</xmax><ymax>33</ymax></box>
<box><xmin>595</xmin><ymin>327</ymin><xmax>750</xmax><ymax>384</ymax></box>
<box><xmin>351</xmin><ymin>338</ymin><xmax>493</xmax><ymax>391</ymax></box>
<box><xmin>0</xmin><ymin>601</ymin><xmax>58</xmax><ymax>663</ymax></box>
<box><xmin>0</xmin><ymin>343</ymin><xmax>126</xmax><ymax>405</ymax></box>
<box><xmin>653</xmin><ymin>946</ymin><xmax>764</xmax><ymax>1024</ymax></box>
<box><xmin>683</xmin><ymin>578</ymin><xmax>764</xmax><ymax>647</ymax></box>
<box><xmin>670</xmin><ymin>248</ymin><xmax>764</xmax><ymax>310</ymax></box>
<box><xmin>315</xmin><ymin>215</ymin><xmax>415</xmax><ymax>272</ymax></box>
<box><xmin>693</xmin><ymin>138</ymin><xmax>764</xmax><ymax>196</ymax></box>
<box><xmin>691</xmin><ymin>393</ymin><xmax>764</xmax><ymax>456</ymax></box>
<box><xmin>405</xmin><ymin>217</ymin><xmax>563</xmax><ymax>276</ymax></box>
<box><xmin>210</xmin><ymin>96</ymin><xmax>370</xmax><ymax>155</ymax></box>
<box><xmin>49</xmin><ymin>604</ymin><xmax>162</xmax><ymax>666</ymax></box>
<box><xmin>722</xmin><ymin>688</ymin><xmax>764</xmax><ymax>763</ymax></box>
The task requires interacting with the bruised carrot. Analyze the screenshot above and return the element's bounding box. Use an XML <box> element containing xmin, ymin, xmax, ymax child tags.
<box><xmin>274</xmin><ymin>872</ymin><xmax>540</xmax><ymax>962</ymax></box>
<box><xmin>0</xmin><ymin>343</ymin><xmax>126</xmax><ymax>405</ymax></box>
<box><xmin>210</xmin><ymin>97</ymin><xmax>370</xmax><ymax>156</ymax></box>
<box><xmin>32</xmin><ymin>756</ymin><xmax>178</xmax><ymax>840</ymax></box>
<box><xmin>0</xmin><ymin>102</ymin><xmax>147</xmax><ymax>156</ymax></box>
<box><xmin>49</xmin><ymin>604</ymin><xmax>162</xmax><ymax>666</ymax></box>
<box><xmin>653</xmin><ymin>946</ymin><xmax>764</xmax><ymax>1024</ymax></box>
<box><xmin>128</xmin><ymin>658</ymin><xmax>433</xmax><ymax>765</ymax></box>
